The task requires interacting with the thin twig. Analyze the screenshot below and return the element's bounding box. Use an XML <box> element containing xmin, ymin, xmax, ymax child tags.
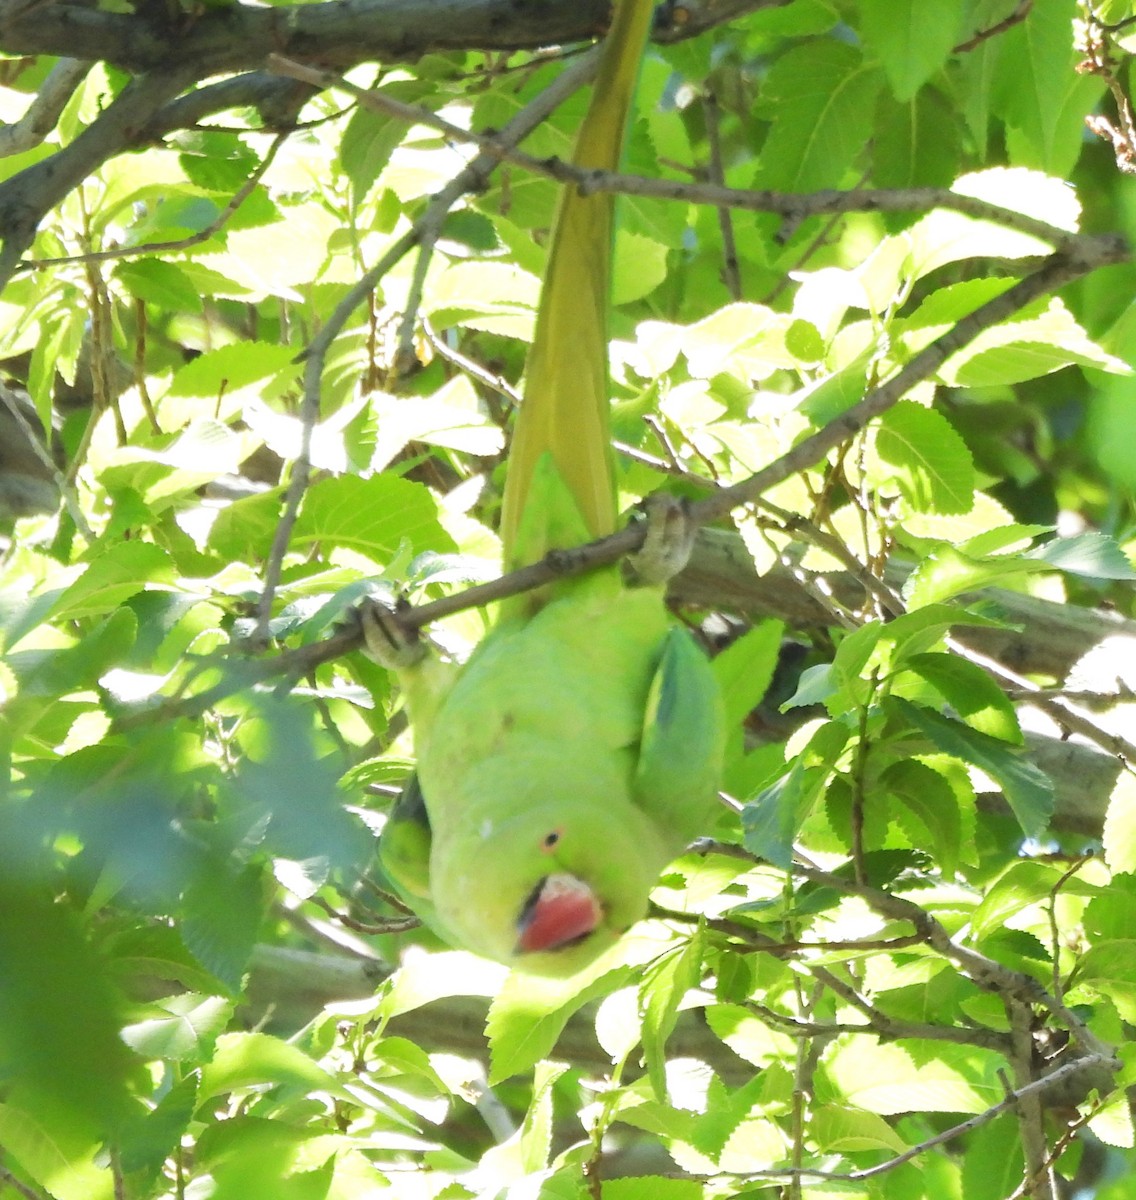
<box><xmin>954</xmin><ymin>0</ymin><xmax>1033</xmax><ymax>53</ymax></box>
<box><xmin>702</xmin><ymin>90</ymin><xmax>741</xmax><ymax>299</ymax></box>
<box><xmin>27</xmin><ymin>130</ymin><xmax>290</xmax><ymax>268</ymax></box>
<box><xmin>251</xmin><ymin>46</ymin><xmax>604</xmax><ymax>644</ymax></box>
<box><xmin>267</xmin><ymin>54</ymin><xmax>1091</xmax><ymax>249</ymax></box>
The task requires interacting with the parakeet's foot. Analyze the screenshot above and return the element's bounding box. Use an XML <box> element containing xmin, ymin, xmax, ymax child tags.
<box><xmin>359</xmin><ymin>597</ymin><xmax>427</xmax><ymax>671</ymax></box>
<box><xmin>628</xmin><ymin>492</ymin><xmax>698</xmax><ymax>585</ymax></box>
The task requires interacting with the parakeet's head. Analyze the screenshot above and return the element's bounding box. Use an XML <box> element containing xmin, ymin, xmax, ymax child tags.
<box><xmin>429</xmin><ymin>790</ymin><xmax>668</xmax><ymax>977</ymax></box>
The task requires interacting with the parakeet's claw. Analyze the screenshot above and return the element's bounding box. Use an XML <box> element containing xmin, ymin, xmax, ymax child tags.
<box><xmin>359</xmin><ymin>596</ymin><xmax>426</xmax><ymax>671</ymax></box>
<box><xmin>627</xmin><ymin>492</ymin><xmax>697</xmax><ymax>585</ymax></box>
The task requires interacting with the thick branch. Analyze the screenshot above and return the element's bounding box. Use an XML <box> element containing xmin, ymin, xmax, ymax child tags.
<box><xmin>0</xmin><ymin>0</ymin><xmax>783</xmax><ymax>75</ymax></box>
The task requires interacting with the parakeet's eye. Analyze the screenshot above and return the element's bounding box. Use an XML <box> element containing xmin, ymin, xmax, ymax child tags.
<box><xmin>541</xmin><ymin>830</ymin><xmax>561</xmax><ymax>852</ymax></box>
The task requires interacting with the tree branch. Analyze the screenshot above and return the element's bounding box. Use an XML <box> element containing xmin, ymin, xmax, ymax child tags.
<box><xmin>0</xmin><ymin>0</ymin><xmax>783</xmax><ymax>75</ymax></box>
<box><xmin>0</xmin><ymin>64</ymin><xmax>198</xmax><ymax>288</ymax></box>
<box><xmin>270</xmin><ymin>55</ymin><xmax>1096</xmax><ymax>250</ymax></box>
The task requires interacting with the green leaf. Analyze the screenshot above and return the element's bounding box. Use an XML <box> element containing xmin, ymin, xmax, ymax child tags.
<box><xmin>52</xmin><ymin>542</ymin><xmax>174</xmax><ymax>621</ymax></box>
<box><xmin>115</xmin><ymin>259</ymin><xmax>203</xmax><ymax>312</ymax></box>
<box><xmin>1083</xmin><ymin>873</ymin><xmax>1136</xmax><ymax>941</ymax></box>
<box><xmin>743</xmin><ymin>722</ymin><xmax>848</xmax><ymax>867</ymax></box>
<box><xmin>711</xmin><ymin>619</ymin><xmax>785</xmax><ymax>729</ymax></box>
<box><xmin>117</xmin><ymin>1074</ymin><xmax>200</xmax><ymax>1177</ymax></box>
<box><xmin>0</xmin><ymin>1102</ymin><xmax>114</xmax><ymax>1200</ymax></box>
<box><xmin>612</xmin><ymin>230</ymin><xmax>669</xmax><ymax>305</ymax></box>
<box><xmin>378</xmin><ymin>951</ymin><xmax>506</xmax><ymax>1020</ymax></box>
<box><xmin>706</xmin><ymin>1004</ymin><xmax>791</xmax><ymax>1068</ymax></box>
<box><xmin>1026</xmin><ymin>532</ymin><xmax>1136</xmax><ymax>580</ymax></box>
<box><xmin>939</xmin><ymin>299</ymin><xmax>1129</xmax><ymax>387</ymax></box>
<box><xmin>755</xmin><ymin>41</ymin><xmax>884</xmax><ymax>191</ymax></box>
<box><xmin>903</xmin><ymin>544</ymin><xmax>1034</xmax><ymax>608</ymax></box>
<box><xmin>180</xmin><ymin>861</ymin><xmax>266</xmax><ymax>994</ymax></box>
<box><xmin>197</xmin><ymin>1032</ymin><xmax>337</xmax><ymax>1102</ymax></box>
<box><xmin>167</xmin><ymin>341</ymin><xmax>298</xmax><ymax>401</ymax></box>
<box><xmin>826</xmin><ymin>1038</ymin><xmax>992</xmax><ymax>1114</ymax></box>
<box><xmin>889</xmin><ymin>697</ymin><xmax>1054</xmax><ymax>839</ymax></box>
<box><xmin>881</xmin><ymin>759</ymin><xmax>962</xmax><ymax>878</ymax></box>
<box><xmin>293</xmin><ymin>474</ymin><xmax>454</xmax><ymax>564</ymax></box>
<box><xmin>992</xmin><ymin>0</ymin><xmax>1103</xmax><ymax>173</ymax></box>
<box><xmin>858</xmin><ymin>0</ymin><xmax>962</xmax><ymax>101</ymax></box>
<box><xmin>640</xmin><ymin>931</ymin><xmax>704</xmax><ymax>1100</ymax></box>
<box><xmin>811</xmin><ymin>1104</ymin><xmax>909</xmax><ymax>1152</ymax></box>
<box><xmin>873</xmin><ymin>87</ymin><xmax>961</xmax><ymax>189</ymax></box>
<box><xmin>1104</xmin><ymin>772</ymin><xmax>1136</xmax><ymax>875</ymax></box>
<box><xmin>872</xmin><ymin>401</ymin><xmax>975</xmax><ymax>515</ymax></box>
<box><xmin>0</xmin><ymin>880</ymin><xmax>136</xmax><ymax>1140</ymax></box>
<box><xmin>427</xmin><ymin>259</ymin><xmax>539</xmax><ymax>338</ymax></box>
<box><xmin>371</xmin><ymin>378</ymin><xmax>505</xmax><ymax>469</ymax></box>
<box><xmin>960</xmin><ymin>1116</ymin><xmax>1026</xmax><ymax>1200</ymax></box>
<box><xmin>902</xmin><ymin>652</ymin><xmax>1021</xmax><ymax>743</ymax></box>
<box><xmin>486</xmin><ymin>964</ymin><xmax>628</xmax><ymax>1083</ymax></box>
<box><xmin>602</xmin><ymin>1179</ymin><xmax>702</xmax><ymax>1200</ymax></box>
<box><xmin>338</xmin><ymin>105</ymin><xmax>407</xmax><ymax>200</ymax></box>
<box><xmin>970</xmin><ymin>860</ymin><xmax>1070</xmax><ymax>940</ymax></box>
<box><xmin>121</xmin><ymin>993</ymin><xmax>234</xmax><ymax>1060</ymax></box>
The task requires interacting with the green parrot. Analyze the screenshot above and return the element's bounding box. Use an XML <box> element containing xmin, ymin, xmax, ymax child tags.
<box><xmin>369</xmin><ymin>0</ymin><xmax>724</xmax><ymax>977</ymax></box>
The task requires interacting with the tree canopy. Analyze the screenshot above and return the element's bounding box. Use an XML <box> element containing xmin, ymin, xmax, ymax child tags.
<box><xmin>2</xmin><ymin>1</ymin><xmax>1136</xmax><ymax>1198</ymax></box>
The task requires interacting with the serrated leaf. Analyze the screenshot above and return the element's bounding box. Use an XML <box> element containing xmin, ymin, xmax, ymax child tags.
<box><xmin>51</xmin><ymin>543</ymin><xmax>174</xmax><ymax>621</ymax></box>
<box><xmin>872</xmin><ymin>401</ymin><xmax>974</xmax><ymax>515</ymax></box>
<box><xmin>612</xmin><ymin>230</ymin><xmax>668</xmax><ymax>305</ymax></box>
<box><xmin>902</xmin><ymin>544</ymin><xmax>1036</xmax><ymax>608</ymax></box>
<box><xmin>993</xmin><ymin>0</ymin><xmax>1102</xmax><ymax>173</ymax></box>
<box><xmin>486</xmin><ymin>964</ymin><xmax>628</xmax><ymax>1083</ymax></box>
<box><xmin>826</xmin><ymin>1038</ymin><xmax>991</xmax><ymax>1114</ymax></box>
<box><xmin>742</xmin><ymin>766</ymin><xmax>810</xmax><ymax>869</ymax></box>
<box><xmin>960</xmin><ymin>1116</ymin><xmax>1026</xmax><ymax>1200</ymax></box>
<box><xmin>1104</xmin><ymin>772</ymin><xmax>1136</xmax><ymax>875</ymax></box>
<box><xmin>971</xmin><ymin>860</ymin><xmax>1077</xmax><ymax>939</ymax></box>
<box><xmin>755</xmin><ymin>41</ymin><xmax>884</xmax><ymax>191</ymax></box>
<box><xmin>1026</xmin><ymin>532</ymin><xmax>1136</xmax><ymax>580</ymax></box>
<box><xmin>706</xmin><ymin>1004</ymin><xmax>790</xmax><ymax>1068</ymax></box>
<box><xmin>121</xmin><ymin>994</ymin><xmax>234</xmax><ymax>1060</ymax></box>
<box><xmin>602</xmin><ymin>1178</ymin><xmax>702</xmax><ymax>1200</ymax></box>
<box><xmin>902</xmin><ymin>652</ymin><xmax>1021</xmax><ymax>743</ymax></box>
<box><xmin>874</xmin><ymin>87</ymin><xmax>961</xmax><ymax>189</ymax></box>
<box><xmin>378</xmin><ymin>951</ymin><xmax>506</xmax><ymax>1020</ymax></box>
<box><xmin>881</xmin><ymin>759</ymin><xmax>962</xmax><ymax>878</ymax></box>
<box><xmin>180</xmin><ymin>862</ymin><xmax>266</xmax><ymax>994</ymax></box>
<box><xmin>711</xmin><ymin>619</ymin><xmax>784</xmax><ymax>729</ymax></box>
<box><xmin>371</xmin><ymin>378</ymin><xmax>505</xmax><ymax>470</ymax></box>
<box><xmin>939</xmin><ymin>299</ymin><xmax>1129</xmax><ymax>387</ymax></box>
<box><xmin>909</xmin><ymin>168</ymin><xmax>1079</xmax><ymax>278</ymax></box>
<box><xmin>117</xmin><ymin>1074</ymin><xmax>199</xmax><ymax>1177</ymax></box>
<box><xmin>197</xmin><ymin>1032</ymin><xmax>337</xmax><ymax>1102</ymax></box>
<box><xmin>640</xmin><ymin>931</ymin><xmax>704</xmax><ymax>1100</ymax></box>
<box><xmin>889</xmin><ymin>697</ymin><xmax>1053</xmax><ymax>839</ymax></box>
<box><xmin>427</xmin><ymin>260</ymin><xmax>539</xmax><ymax>338</ymax></box>
<box><xmin>167</xmin><ymin>341</ymin><xmax>297</xmax><ymax>400</ymax></box>
<box><xmin>858</xmin><ymin>0</ymin><xmax>961</xmax><ymax>101</ymax></box>
<box><xmin>0</xmin><ymin>1102</ymin><xmax>114</xmax><ymax>1200</ymax></box>
<box><xmin>811</xmin><ymin>1104</ymin><xmax>909</xmax><ymax>1152</ymax></box>
<box><xmin>293</xmin><ymin>473</ymin><xmax>454</xmax><ymax>564</ymax></box>
<box><xmin>114</xmin><ymin>259</ymin><xmax>203</xmax><ymax>313</ymax></box>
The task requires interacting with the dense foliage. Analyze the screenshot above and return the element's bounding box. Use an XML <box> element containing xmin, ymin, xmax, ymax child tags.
<box><xmin>2</xmin><ymin>0</ymin><xmax>1136</xmax><ymax>1197</ymax></box>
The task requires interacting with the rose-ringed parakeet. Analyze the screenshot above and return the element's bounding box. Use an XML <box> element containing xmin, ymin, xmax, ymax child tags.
<box><xmin>368</xmin><ymin>0</ymin><xmax>724</xmax><ymax>977</ymax></box>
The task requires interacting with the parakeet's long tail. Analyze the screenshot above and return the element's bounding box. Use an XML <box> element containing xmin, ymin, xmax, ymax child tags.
<box><xmin>498</xmin><ymin>0</ymin><xmax>655</xmax><ymax>570</ymax></box>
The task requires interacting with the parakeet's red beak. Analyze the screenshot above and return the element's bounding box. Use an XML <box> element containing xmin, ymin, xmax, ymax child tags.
<box><xmin>517</xmin><ymin>873</ymin><xmax>601</xmax><ymax>954</ymax></box>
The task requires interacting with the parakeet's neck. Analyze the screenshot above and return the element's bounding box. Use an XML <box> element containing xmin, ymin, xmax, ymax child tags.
<box><xmin>498</xmin><ymin>0</ymin><xmax>655</xmax><ymax>573</ymax></box>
